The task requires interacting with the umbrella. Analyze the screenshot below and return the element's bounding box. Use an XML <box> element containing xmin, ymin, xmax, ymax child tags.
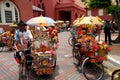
<box><xmin>73</xmin><ymin>16</ymin><xmax>103</xmax><ymax>26</ymax></box>
<box><xmin>26</xmin><ymin>16</ymin><xmax>56</xmax><ymax>26</ymax></box>
<box><xmin>56</xmin><ymin>20</ymin><xmax>64</xmax><ymax>24</ymax></box>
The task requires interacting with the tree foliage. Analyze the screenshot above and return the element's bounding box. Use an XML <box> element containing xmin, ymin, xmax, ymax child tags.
<box><xmin>107</xmin><ymin>5</ymin><xmax>116</xmax><ymax>14</ymax></box>
<box><xmin>107</xmin><ymin>4</ymin><xmax>120</xmax><ymax>19</ymax></box>
<box><xmin>87</xmin><ymin>0</ymin><xmax>111</xmax><ymax>8</ymax></box>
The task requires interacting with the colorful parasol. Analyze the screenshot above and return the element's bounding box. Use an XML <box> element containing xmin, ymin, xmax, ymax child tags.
<box><xmin>26</xmin><ymin>16</ymin><xmax>56</xmax><ymax>26</ymax></box>
<box><xmin>56</xmin><ymin>20</ymin><xmax>64</xmax><ymax>24</ymax></box>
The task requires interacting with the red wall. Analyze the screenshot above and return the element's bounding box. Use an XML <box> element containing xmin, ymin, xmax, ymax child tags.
<box><xmin>42</xmin><ymin>0</ymin><xmax>86</xmax><ymax>22</ymax></box>
<box><xmin>14</xmin><ymin>0</ymin><xmax>33</xmax><ymax>22</ymax></box>
<box><xmin>42</xmin><ymin>0</ymin><xmax>57</xmax><ymax>19</ymax></box>
<box><xmin>0</xmin><ymin>0</ymin><xmax>33</xmax><ymax>31</ymax></box>
<box><xmin>86</xmin><ymin>8</ymin><xmax>112</xmax><ymax>21</ymax></box>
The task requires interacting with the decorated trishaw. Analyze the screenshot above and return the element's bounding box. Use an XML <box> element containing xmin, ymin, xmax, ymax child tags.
<box><xmin>0</xmin><ymin>22</ymin><xmax>18</xmax><ymax>51</ymax></box>
<box><xmin>72</xmin><ymin>16</ymin><xmax>111</xmax><ymax>80</ymax></box>
<box><xmin>14</xmin><ymin>28</ymin><xmax>57</xmax><ymax>80</ymax></box>
<box><xmin>0</xmin><ymin>31</ymin><xmax>14</xmax><ymax>51</ymax></box>
<box><xmin>13</xmin><ymin>16</ymin><xmax>58</xmax><ymax>80</ymax></box>
<box><xmin>56</xmin><ymin>20</ymin><xmax>66</xmax><ymax>32</ymax></box>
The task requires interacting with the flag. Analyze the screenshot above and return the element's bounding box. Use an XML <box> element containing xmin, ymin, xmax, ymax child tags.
<box><xmin>14</xmin><ymin>44</ymin><xmax>20</xmax><ymax>52</ymax></box>
<box><xmin>14</xmin><ymin>52</ymin><xmax>21</xmax><ymax>64</ymax></box>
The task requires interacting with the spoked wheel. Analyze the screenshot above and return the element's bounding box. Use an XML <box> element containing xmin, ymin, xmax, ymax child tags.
<box><xmin>68</xmin><ymin>36</ymin><xmax>73</xmax><ymax>46</ymax></box>
<box><xmin>111</xmin><ymin>70</ymin><xmax>120</xmax><ymax>80</ymax></box>
<box><xmin>0</xmin><ymin>42</ymin><xmax>5</xmax><ymax>52</ymax></box>
<box><xmin>82</xmin><ymin>57</ymin><xmax>104</xmax><ymax>80</ymax></box>
<box><xmin>72</xmin><ymin>49</ymin><xmax>80</xmax><ymax>66</ymax></box>
<box><xmin>19</xmin><ymin>61</ymin><xmax>28</xmax><ymax>80</ymax></box>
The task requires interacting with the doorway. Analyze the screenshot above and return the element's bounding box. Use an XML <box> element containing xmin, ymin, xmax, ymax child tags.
<box><xmin>59</xmin><ymin>11</ymin><xmax>71</xmax><ymax>22</ymax></box>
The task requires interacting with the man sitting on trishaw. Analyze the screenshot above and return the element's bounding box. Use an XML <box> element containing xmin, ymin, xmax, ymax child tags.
<box><xmin>14</xmin><ymin>21</ymin><xmax>57</xmax><ymax>76</ymax></box>
<box><xmin>14</xmin><ymin>20</ymin><xmax>33</xmax><ymax>68</ymax></box>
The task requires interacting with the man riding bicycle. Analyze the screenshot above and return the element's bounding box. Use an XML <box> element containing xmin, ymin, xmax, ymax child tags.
<box><xmin>14</xmin><ymin>20</ymin><xmax>33</xmax><ymax>69</ymax></box>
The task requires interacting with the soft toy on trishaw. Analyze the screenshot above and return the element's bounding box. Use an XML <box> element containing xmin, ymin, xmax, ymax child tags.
<box><xmin>72</xmin><ymin>16</ymin><xmax>111</xmax><ymax>80</ymax></box>
<box><xmin>14</xmin><ymin>27</ymin><xmax>57</xmax><ymax>80</ymax></box>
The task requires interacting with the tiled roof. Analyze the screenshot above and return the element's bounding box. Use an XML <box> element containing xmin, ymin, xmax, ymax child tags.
<box><xmin>32</xmin><ymin>5</ymin><xmax>44</xmax><ymax>12</ymax></box>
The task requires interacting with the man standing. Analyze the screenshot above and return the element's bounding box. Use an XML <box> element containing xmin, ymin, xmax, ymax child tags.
<box><xmin>104</xmin><ymin>20</ymin><xmax>112</xmax><ymax>45</ymax></box>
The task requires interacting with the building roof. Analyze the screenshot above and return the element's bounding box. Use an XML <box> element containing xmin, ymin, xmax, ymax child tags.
<box><xmin>55</xmin><ymin>3</ymin><xmax>86</xmax><ymax>12</ymax></box>
<box><xmin>32</xmin><ymin>5</ymin><xmax>44</xmax><ymax>12</ymax></box>
<box><xmin>74</xmin><ymin>0</ymin><xmax>85</xmax><ymax>8</ymax></box>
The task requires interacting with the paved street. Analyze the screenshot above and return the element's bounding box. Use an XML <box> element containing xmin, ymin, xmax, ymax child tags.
<box><xmin>0</xmin><ymin>31</ymin><xmax>115</xmax><ymax>80</ymax></box>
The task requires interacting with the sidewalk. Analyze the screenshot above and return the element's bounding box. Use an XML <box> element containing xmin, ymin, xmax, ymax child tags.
<box><xmin>100</xmin><ymin>31</ymin><xmax>120</xmax><ymax>65</ymax></box>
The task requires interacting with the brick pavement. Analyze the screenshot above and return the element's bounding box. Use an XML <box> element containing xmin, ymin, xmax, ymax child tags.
<box><xmin>0</xmin><ymin>31</ymin><xmax>112</xmax><ymax>80</ymax></box>
<box><xmin>0</xmin><ymin>52</ymin><xmax>18</xmax><ymax>80</ymax></box>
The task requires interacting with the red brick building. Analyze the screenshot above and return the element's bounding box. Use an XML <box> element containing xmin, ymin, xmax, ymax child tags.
<box><xmin>0</xmin><ymin>0</ymin><xmax>33</xmax><ymax>30</ymax></box>
<box><xmin>86</xmin><ymin>8</ymin><xmax>112</xmax><ymax>21</ymax></box>
<box><xmin>1</xmin><ymin>0</ymin><xmax>113</xmax><ymax>31</ymax></box>
<box><xmin>32</xmin><ymin>0</ymin><xmax>86</xmax><ymax>24</ymax></box>
<box><xmin>0</xmin><ymin>0</ymin><xmax>86</xmax><ymax>31</ymax></box>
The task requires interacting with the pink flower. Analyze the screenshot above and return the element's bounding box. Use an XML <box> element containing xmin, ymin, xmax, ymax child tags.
<box><xmin>50</xmin><ymin>49</ymin><xmax>55</xmax><ymax>55</ymax></box>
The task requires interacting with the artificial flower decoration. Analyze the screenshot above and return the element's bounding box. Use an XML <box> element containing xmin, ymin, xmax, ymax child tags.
<box><xmin>96</xmin><ymin>41</ymin><xmax>111</xmax><ymax>53</ymax></box>
<box><xmin>93</xmin><ymin>41</ymin><xmax>111</xmax><ymax>61</ymax></box>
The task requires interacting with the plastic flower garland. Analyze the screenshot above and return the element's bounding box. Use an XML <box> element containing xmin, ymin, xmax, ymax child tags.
<box><xmin>77</xmin><ymin>35</ymin><xmax>111</xmax><ymax>53</ymax></box>
<box><xmin>95</xmin><ymin>41</ymin><xmax>111</xmax><ymax>53</ymax></box>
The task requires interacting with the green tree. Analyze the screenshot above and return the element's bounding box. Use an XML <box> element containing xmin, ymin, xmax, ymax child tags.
<box><xmin>85</xmin><ymin>0</ymin><xmax>120</xmax><ymax>43</ymax></box>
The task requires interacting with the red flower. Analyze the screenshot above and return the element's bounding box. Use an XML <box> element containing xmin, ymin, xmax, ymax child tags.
<box><xmin>95</xmin><ymin>44</ymin><xmax>100</xmax><ymax>50</ymax></box>
<box><xmin>102</xmin><ymin>41</ymin><xmax>107</xmax><ymax>45</ymax></box>
<box><xmin>106</xmin><ymin>47</ymin><xmax>111</xmax><ymax>52</ymax></box>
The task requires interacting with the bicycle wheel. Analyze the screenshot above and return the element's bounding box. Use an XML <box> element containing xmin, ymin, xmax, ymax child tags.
<box><xmin>19</xmin><ymin>61</ymin><xmax>28</xmax><ymax>80</ymax></box>
<box><xmin>0</xmin><ymin>41</ymin><xmax>5</xmax><ymax>52</ymax></box>
<box><xmin>72</xmin><ymin>48</ymin><xmax>80</xmax><ymax>66</ymax></box>
<box><xmin>82</xmin><ymin>57</ymin><xmax>104</xmax><ymax>80</ymax></box>
<box><xmin>68</xmin><ymin>36</ymin><xmax>73</xmax><ymax>46</ymax></box>
<box><xmin>111</xmin><ymin>69</ymin><xmax>120</xmax><ymax>80</ymax></box>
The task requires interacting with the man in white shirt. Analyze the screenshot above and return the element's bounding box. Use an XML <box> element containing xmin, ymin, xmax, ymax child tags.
<box><xmin>15</xmin><ymin>21</ymin><xmax>33</xmax><ymax>41</ymax></box>
<box><xmin>14</xmin><ymin>20</ymin><xmax>33</xmax><ymax>68</ymax></box>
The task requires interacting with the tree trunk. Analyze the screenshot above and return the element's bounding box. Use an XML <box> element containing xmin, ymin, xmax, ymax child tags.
<box><xmin>112</xmin><ymin>0</ymin><xmax>120</xmax><ymax>43</ymax></box>
<box><xmin>112</xmin><ymin>13</ymin><xmax>120</xmax><ymax>43</ymax></box>
<box><xmin>113</xmin><ymin>20</ymin><xmax>120</xmax><ymax>43</ymax></box>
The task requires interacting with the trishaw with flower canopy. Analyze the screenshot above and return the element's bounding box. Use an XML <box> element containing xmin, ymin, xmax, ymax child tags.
<box><xmin>15</xmin><ymin>28</ymin><xmax>57</xmax><ymax>80</ymax></box>
<box><xmin>72</xmin><ymin>16</ymin><xmax>111</xmax><ymax>80</ymax></box>
<box><xmin>14</xmin><ymin>17</ymin><xmax>58</xmax><ymax>80</ymax></box>
<box><xmin>0</xmin><ymin>31</ymin><xmax>14</xmax><ymax>51</ymax></box>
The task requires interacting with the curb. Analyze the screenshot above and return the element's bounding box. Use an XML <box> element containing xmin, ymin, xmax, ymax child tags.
<box><xmin>104</xmin><ymin>55</ymin><xmax>120</xmax><ymax>76</ymax></box>
<box><xmin>108</xmin><ymin>56</ymin><xmax>120</xmax><ymax>66</ymax></box>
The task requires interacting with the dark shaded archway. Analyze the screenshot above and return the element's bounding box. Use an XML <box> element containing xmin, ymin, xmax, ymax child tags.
<box><xmin>59</xmin><ymin>11</ymin><xmax>71</xmax><ymax>21</ymax></box>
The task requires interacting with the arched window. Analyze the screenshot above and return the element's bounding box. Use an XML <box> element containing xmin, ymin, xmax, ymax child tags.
<box><xmin>0</xmin><ymin>0</ymin><xmax>19</xmax><ymax>24</ymax></box>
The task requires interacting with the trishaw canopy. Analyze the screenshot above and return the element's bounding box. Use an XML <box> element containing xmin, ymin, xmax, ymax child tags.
<box><xmin>73</xmin><ymin>16</ymin><xmax>103</xmax><ymax>26</ymax></box>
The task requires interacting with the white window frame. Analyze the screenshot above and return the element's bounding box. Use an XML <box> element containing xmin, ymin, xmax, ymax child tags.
<box><xmin>87</xmin><ymin>10</ymin><xmax>91</xmax><ymax>16</ymax></box>
<box><xmin>0</xmin><ymin>0</ymin><xmax>19</xmax><ymax>25</ymax></box>
<box><xmin>98</xmin><ymin>9</ymin><xmax>103</xmax><ymax>16</ymax></box>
